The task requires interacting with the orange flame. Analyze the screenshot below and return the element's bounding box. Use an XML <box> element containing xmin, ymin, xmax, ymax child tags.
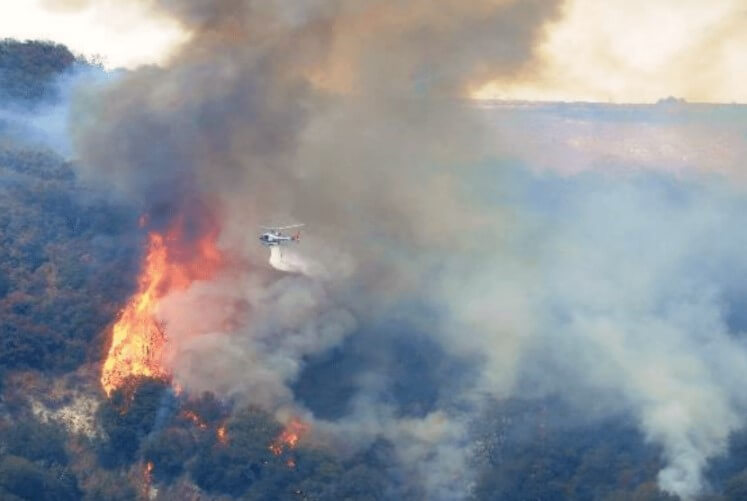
<box><xmin>182</xmin><ymin>410</ymin><xmax>208</xmax><ymax>430</ymax></box>
<box><xmin>100</xmin><ymin>220</ymin><xmax>222</xmax><ymax>396</ymax></box>
<box><xmin>217</xmin><ymin>424</ymin><xmax>228</xmax><ymax>445</ymax></box>
<box><xmin>269</xmin><ymin>418</ymin><xmax>310</xmax><ymax>456</ymax></box>
<box><xmin>143</xmin><ymin>460</ymin><xmax>154</xmax><ymax>488</ymax></box>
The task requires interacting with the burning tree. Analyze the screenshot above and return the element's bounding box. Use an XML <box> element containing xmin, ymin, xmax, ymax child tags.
<box><xmin>100</xmin><ymin>221</ymin><xmax>222</xmax><ymax>396</ymax></box>
<box><xmin>269</xmin><ymin>418</ymin><xmax>310</xmax><ymax>456</ymax></box>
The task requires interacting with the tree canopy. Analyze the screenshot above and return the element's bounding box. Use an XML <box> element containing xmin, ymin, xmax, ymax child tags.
<box><xmin>0</xmin><ymin>39</ymin><xmax>77</xmax><ymax>106</ymax></box>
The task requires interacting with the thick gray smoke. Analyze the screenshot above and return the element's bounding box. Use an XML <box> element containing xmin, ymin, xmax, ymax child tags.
<box><xmin>63</xmin><ymin>0</ymin><xmax>747</xmax><ymax>498</ymax></box>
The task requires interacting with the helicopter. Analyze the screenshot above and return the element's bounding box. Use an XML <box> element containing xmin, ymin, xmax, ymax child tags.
<box><xmin>259</xmin><ymin>224</ymin><xmax>304</xmax><ymax>247</ymax></box>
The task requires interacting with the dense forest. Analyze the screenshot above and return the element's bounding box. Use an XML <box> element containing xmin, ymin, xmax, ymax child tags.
<box><xmin>0</xmin><ymin>39</ymin><xmax>78</xmax><ymax>105</ymax></box>
<box><xmin>2</xmin><ymin>39</ymin><xmax>747</xmax><ymax>500</ymax></box>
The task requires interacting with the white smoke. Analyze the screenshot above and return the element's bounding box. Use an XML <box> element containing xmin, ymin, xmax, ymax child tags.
<box><xmin>157</xmin><ymin>251</ymin><xmax>356</xmax><ymax>411</ymax></box>
<box><xmin>151</xmin><ymin>107</ymin><xmax>747</xmax><ymax>500</ymax></box>
<box><xmin>442</xmin><ymin>168</ymin><xmax>747</xmax><ymax>499</ymax></box>
<box><xmin>61</xmin><ymin>0</ymin><xmax>747</xmax><ymax>496</ymax></box>
<box><xmin>0</xmin><ymin>64</ymin><xmax>115</xmax><ymax>155</ymax></box>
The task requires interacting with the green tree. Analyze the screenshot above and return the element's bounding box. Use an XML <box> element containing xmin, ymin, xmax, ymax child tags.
<box><xmin>189</xmin><ymin>406</ymin><xmax>283</xmax><ymax>496</ymax></box>
<box><xmin>0</xmin><ymin>419</ymin><xmax>68</xmax><ymax>466</ymax></box>
<box><xmin>96</xmin><ymin>378</ymin><xmax>169</xmax><ymax>468</ymax></box>
<box><xmin>142</xmin><ymin>427</ymin><xmax>196</xmax><ymax>482</ymax></box>
<box><xmin>0</xmin><ymin>455</ymin><xmax>80</xmax><ymax>501</ymax></box>
<box><xmin>0</xmin><ymin>39</ymin><xmax>76</xmax><ymax>105</ymax></box>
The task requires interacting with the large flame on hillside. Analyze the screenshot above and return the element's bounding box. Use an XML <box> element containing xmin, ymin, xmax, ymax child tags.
<box><xmin>269</xmin><ymin>418</ymin><xmax>310</xmax><ymax>456</ymax></box>
<box><xmin>100</xmin><ymin>219</ymin><xmax>223</xmax><ymax>396</ymax></box>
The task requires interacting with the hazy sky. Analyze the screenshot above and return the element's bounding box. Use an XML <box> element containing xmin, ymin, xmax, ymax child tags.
<box><xmin>0</xmin><ymin>0</ymin><xmax>744</xmax><ymax>102</ymax></box>
<box><xmin>472</xmin><ymin>0</ymin><xmax>747</xmax><ymax>103</ymax></box>
<box><xmin>0</xmin><ymin>0</ymin><xmax>187</xmax><ymax>68</ymax></box>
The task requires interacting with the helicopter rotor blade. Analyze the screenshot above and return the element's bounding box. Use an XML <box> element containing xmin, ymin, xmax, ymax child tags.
<box><xmin>260</xmin><ymin>224</ymin><xmax>305</xmax><ymax>231</ymax></box>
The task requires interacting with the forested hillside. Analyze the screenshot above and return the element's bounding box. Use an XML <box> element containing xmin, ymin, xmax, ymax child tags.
<box><xmin>0</xmin><ymin>39</ymin><xmax>78</xmax><ymax>105</ymax></box>
<box><xmin>0</xmin><ymin>146</ymin><xmax>139</xmax><ymax>374</ymax></box>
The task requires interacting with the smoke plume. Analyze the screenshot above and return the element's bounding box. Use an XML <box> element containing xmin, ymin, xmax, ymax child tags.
<box><xmin>63</xmin><ymin>1</ymin><xmax>747</xmax><ymax>498</ymax></box>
